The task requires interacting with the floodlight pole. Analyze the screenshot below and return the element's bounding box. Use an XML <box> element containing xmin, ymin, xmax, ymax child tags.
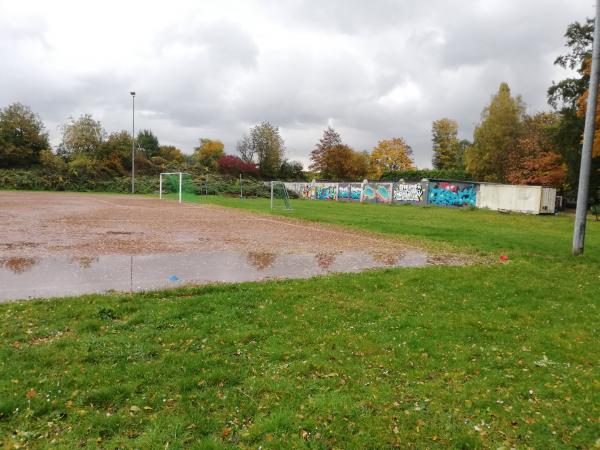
<box><xmin>270</xmin><ymin>181</ymin><xmax>274</xmax><ymax>210</ymax></box>
<box><xmin>573</xmin><ymin>0</ymin><xmax>600</xmax><ymax>255</ymax></box>
<box><xmin>240</xmin><ymin>174</ymin><xmax>243</xmax><ymax>199</ymax></box>
<box><xmin>130</xmin><ymin>91</ymin><xmax>136</xmax><ymax>194</ymax></box>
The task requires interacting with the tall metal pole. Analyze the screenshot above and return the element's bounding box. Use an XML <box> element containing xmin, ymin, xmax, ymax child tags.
<box><xmin>573</xmin><ymin>2</ymin><xmax>600</xmax><ymax>255</ymax></box>
<box><xmin>130</xmin><ymin>91</ymin><xmax>136</xmax><ymax>194</ymax></box>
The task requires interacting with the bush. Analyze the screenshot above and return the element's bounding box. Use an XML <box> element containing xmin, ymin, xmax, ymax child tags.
<box><xmin>193</xmin><ymin>175</ymin><xmax>270</xmax><ymax>198</ymax></box>
<box><xmin>0</xmin><ymin>168</ymin><xmax>158</xmax><ymax>194</ymax></box>
<box><xmin>0</xmin><ymin>169</ymin><xmax>300</xmax><ymax>199</ymax></box>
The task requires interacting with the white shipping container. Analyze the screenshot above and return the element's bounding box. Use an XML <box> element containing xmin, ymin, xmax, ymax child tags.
<box><xmin>477</xmin><ymin>184</ymin><xmax>556</xmax><ymax>215</ymax></box>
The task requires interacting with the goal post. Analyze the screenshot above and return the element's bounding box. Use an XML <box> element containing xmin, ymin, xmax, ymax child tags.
<box><xmin>159</xmin><ymin>172</ymin><xmax>193</xmax><ymax>204</ymax></box>
<box><xmin>270</xmin><ymin>181</ymin><xmax>293</xmax><ymax>211</ymax></box>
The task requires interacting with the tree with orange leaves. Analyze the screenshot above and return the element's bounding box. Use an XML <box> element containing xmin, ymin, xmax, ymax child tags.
<box><xmin>506</xmin><ymin>113</ymin><xmax>566</xmax><ymax>188</ymax></box>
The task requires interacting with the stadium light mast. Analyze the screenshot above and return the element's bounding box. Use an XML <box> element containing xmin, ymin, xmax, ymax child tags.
<box><xmin>573</xmin><ymin>0</ymin><xmax>600</xmax><ymax>255</ymax></box>
<box><xmin>130</xmin><ymin>91</ymin><xmax>136</xmax><ymax>194</ymax></box>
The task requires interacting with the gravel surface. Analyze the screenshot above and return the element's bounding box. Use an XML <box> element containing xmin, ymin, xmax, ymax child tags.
<box><xmin>0</xmin><ymin>192</ymin><xmax>435</xmax><ymax>260</ymax></box>
<box><xmin>0</xmin><ymin>192</ymin><xmax>422</xmax><ymax>258</ymax></box>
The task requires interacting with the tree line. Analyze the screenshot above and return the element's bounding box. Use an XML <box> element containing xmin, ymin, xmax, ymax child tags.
<box><xmin>428</xmin><ymin>17</ymin><xmax>600</xmax><ymax>204</ymax></box>
<box><xmin>0</xmin><ymin>18</ymin><xmax>598</xmax><ymax>202</ymax></box>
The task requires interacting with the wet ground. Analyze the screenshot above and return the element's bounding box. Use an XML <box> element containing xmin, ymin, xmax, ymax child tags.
<box><xmin>1</xmin><ymin>249</ymin><xmax>437</xmax><ymax>302</ymax></box>
<box><xmin>0</xmin><ymin>192</ymin><xmax>464</xmax><ymax>301</ymax></box>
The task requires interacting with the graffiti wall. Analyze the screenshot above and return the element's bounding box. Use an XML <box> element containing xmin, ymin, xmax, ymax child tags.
<box><xmin>337</xmin><ymin>183</ymin><xmax>351</xmax><ymax>201</ymax></box>
<box><xmin>297</xmin><ymin>184</ymin><xmax>313</xmax><ymax>199</ymax></box>
<box><xmin>350</xmin><ymin>184</ymin><xmax>362</xmax><ymax>202</ymax></box>
<box><xmin>376</xmin><ymin>184</ymin><xmax>392</xmax><ymax>203</ymax></box>
<box><xmin>428</xmin><ymin>181</ymin><xmax>477</xmax><ymax>207</ymax></box>
<box><xmin>392</xmin><ymin>182</ymin><xmax>425</xmax><ymax>204</ymax></box>
<box><xmin>316</xmin><ymin>184</ymin><xmax>337</xmax><ymax>201</ymax></box>
<box><xmin>362</xmin><ymin>184</ymin><xmax>377</xmax><ymax>202</ymax></box>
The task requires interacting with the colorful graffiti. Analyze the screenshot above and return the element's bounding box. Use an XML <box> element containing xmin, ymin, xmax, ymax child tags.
<box><xmin>362</xmin><ymin>184</ymin><xmax>376</xmax><ymax>202</ymax></box>
<box><xmin>338</xmin><ymin>184</ymin><xmax>350</xmax><ymax>200</ymax></box>
<box><xmin>299</xmin><ymin>184</ymin><xmax>312</xmax><ymax>199</ymax></box>
<box><xmin>350</xmin><ymin>184</ymin><xmax>362</xmax><ymax>201</ymax></box>
<box><xmin>316</xmin><ymin>184</ymin><xmax>336</xmax><ymax>200</ymax></box>
<box><xmin>376</xmin><ymin>184</ymin><xmax>392</xmax><ymax>203</ymax></box>
<box><xmin>428</xmin><ymin>182</ymin><xmax>476</xmax><ymax>207</ymax></box>
<box><xmin>393</xmin><ymin>183</ymin><xmax>424</xmax><ymax>203</ymax></box>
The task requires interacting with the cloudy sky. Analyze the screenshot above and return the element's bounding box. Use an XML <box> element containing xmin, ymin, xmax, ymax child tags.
<box><xmin>0</xmin><ymin>0</ymin><xmax>594</xmax><ymax>168</ymax></box>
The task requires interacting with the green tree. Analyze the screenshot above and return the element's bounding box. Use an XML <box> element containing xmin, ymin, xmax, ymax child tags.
<box><xmin>278</xmin><ymin>160</ymin><xmax>305</xmax><ymax>180</ymax></box>
<box><xmin>548</xmin><ymin>18</ymin><xmax>600</xmax><ymax>201</ymax></box>
<box><xmin>237</xmin><ymin>122</ymin><xmax>285</xmax><ymax>178</ymax></box>
<box><xmin>57</xmin><ymin>114</ymin><xmax>105</xmax><ymax>160</ymax></box>
<box><xmin>465</xmin><ymin>83</ymin><xmax>525</xmax><ymax>182</ymax></box>
<box><xmin>99</xmin><ymin>131</ymin><xmax>133</xmax><ymax>174</ymax></box>
<box><xmin>0</xmin><ymin>103</ymin><xmax>50</xmax><ymax>168</ymax></box>
<box><xmin>194</xmin><ymin>138</ymin><xmax>224</xmax><ymax>171</ymax></box>
<box><xmin>432</xmin><ymin>118</ymin><xmax>461</xmax><ymax>170</ymax></box>
<box><xmin>137</xmin><ymin>130</ymin><xmax>160</xmax><ymax>158</ymax></box>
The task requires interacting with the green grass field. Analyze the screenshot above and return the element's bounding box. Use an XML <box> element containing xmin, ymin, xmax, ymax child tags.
<box><xmin>1</xmin><ymin>196</ymin><xmax>599</xmax><ymax>449</ymax></box>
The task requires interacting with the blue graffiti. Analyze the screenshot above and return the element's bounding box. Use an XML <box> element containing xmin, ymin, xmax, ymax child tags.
<box><xmin>350</xmin><ymin>186</ymin><xmax>362</xmax><ymax>201</ymax></box>
<box><xmin>338</xmin><ymin>185</ymin><xmax>350</xmax><ymax>200</ymax></box>
<box><xmin>428</xmin><ymin>182</ymin><xmax>476</xmax><ymax>206</ymax></box>
<box><xmin>316</xmin><ymin>185</ymin><xmax>336</xmax><ymax>200</ymax></box>
<box><xmin>362</xmin><ymin>185</ymin><xmax>376</xmax><ymax>202</ymax></box>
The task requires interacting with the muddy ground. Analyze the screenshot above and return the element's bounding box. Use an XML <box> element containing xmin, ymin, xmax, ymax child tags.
<box><xmin>0</xmin><ymin>192</ymin><xmax>441</xmax><ymax>261</ymax></box>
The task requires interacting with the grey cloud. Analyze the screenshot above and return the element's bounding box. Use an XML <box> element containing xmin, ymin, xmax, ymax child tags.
<box><xmin>0</xmin><ymin>0</ymin><xmax>595</xmax><ymax>168</ymax></box>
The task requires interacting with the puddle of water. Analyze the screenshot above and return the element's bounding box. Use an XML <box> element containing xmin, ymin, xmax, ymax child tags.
<box><xmin>0</xmin><ymin>250</ymin><xmax>430</xmax><ymax>302</ymax></box>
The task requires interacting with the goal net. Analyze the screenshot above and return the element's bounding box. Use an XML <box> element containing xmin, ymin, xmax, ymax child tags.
<box><xmin>159</xmin><ymin>172</ymin><xmax>196</xmax><ymax>203</ymax></box>
<box><xmin>270</xmin><ymin>181</ymin><xmax>293</xmax><ymax>211</ymax></box>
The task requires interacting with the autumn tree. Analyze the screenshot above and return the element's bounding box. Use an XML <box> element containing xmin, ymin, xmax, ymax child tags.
<box><xmin>194</xmin><ymin>138</ymin><xmax>224</xmax><ymax>171</ymax></box>
<box><xmin>506</xmin><ymin>113</ymin><xmax>566</xmax><ymax>188</ymax></box>
<box><xmin>237</xmin><ymin>122</ymin><xmax>284</xmax><ymax>178</ymax></box>
<box><xmin>573</xmin><ymin>58</ymin><xmax>600</xmax><ymax>202</ymax></box>
<box><xmin>57</xmin><ymin>114</ymin><xmax>105</xmax><ymax>160</ymax></box>
<box><xmin>310</xmin><ymin>127</ymin><xmax>342</xmax><ymax>174</ymax></box>
<box><xmin>465</xmin><ymin>83</ymin><xmax>525</xmax><ymax>182</ymax></box>
<box><xmin>156</xmin><ymin>145</ymin><xmax>185</xmax><ymax>163</ymax></box>
<box><xmin>368</xmin><ymin>138</ymin><xmax>414</xmax><ymax>179</ymax></box>
<box><xmin>548</xmin><ymin>18</ymin><xmax>600</xmax><ymax>201</ymax></box>
<box><xmin>98</xmin><ymin>130</ymin><xmax>132</xmax><ymax>174</ymax></box>
<box><xmin>218</xmin><ymin>155</ymin><xmax>259</xmax><ymax>177</ymax></box>
<box><xmin>320</xmin><ymin>144</ymin><xmax>367</xmax><ymax>180</ymax></box>
<box><xmin>137</xmin><ymin>130</ymin><xmax>160</xmax><ymax>158</ymax></box>
<box><xmin>432</xmin><ymin>119</ymin><xmax>462</xmax><ymax>170</ymax></box>
<box><xmin>0</xmin><ymin>103</ymin><xmax>50</xmax><ymax>168</ymax></box>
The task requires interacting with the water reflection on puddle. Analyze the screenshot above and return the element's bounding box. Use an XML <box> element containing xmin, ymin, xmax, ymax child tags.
<box><xmin>0</xmin><ymin>250</ymin><xmax>430</xmax><ymax>302</ymax></box>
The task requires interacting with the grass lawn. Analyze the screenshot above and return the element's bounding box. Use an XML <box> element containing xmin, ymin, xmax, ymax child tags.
<box><xmin>1</xmin><ymin>195</ymin><xmax>599</xmax><ymax>449</ymax></box>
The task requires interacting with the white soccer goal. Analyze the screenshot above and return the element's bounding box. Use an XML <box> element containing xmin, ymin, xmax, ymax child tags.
<box><xmin>159</xmin><ymin>172</ymin><xmax>187</xmax><ymax>203</ymax></box>
<box><xmin>270</xmin><ymin>181</ymin><xmax>293</xmax><ymax>211</ymax></box>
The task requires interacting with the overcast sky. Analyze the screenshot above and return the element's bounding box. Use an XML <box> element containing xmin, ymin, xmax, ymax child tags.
<box><xmin>0</xmin><ymin>0</ymin><xmax>594</xmax><ymax>168</ymax></box>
